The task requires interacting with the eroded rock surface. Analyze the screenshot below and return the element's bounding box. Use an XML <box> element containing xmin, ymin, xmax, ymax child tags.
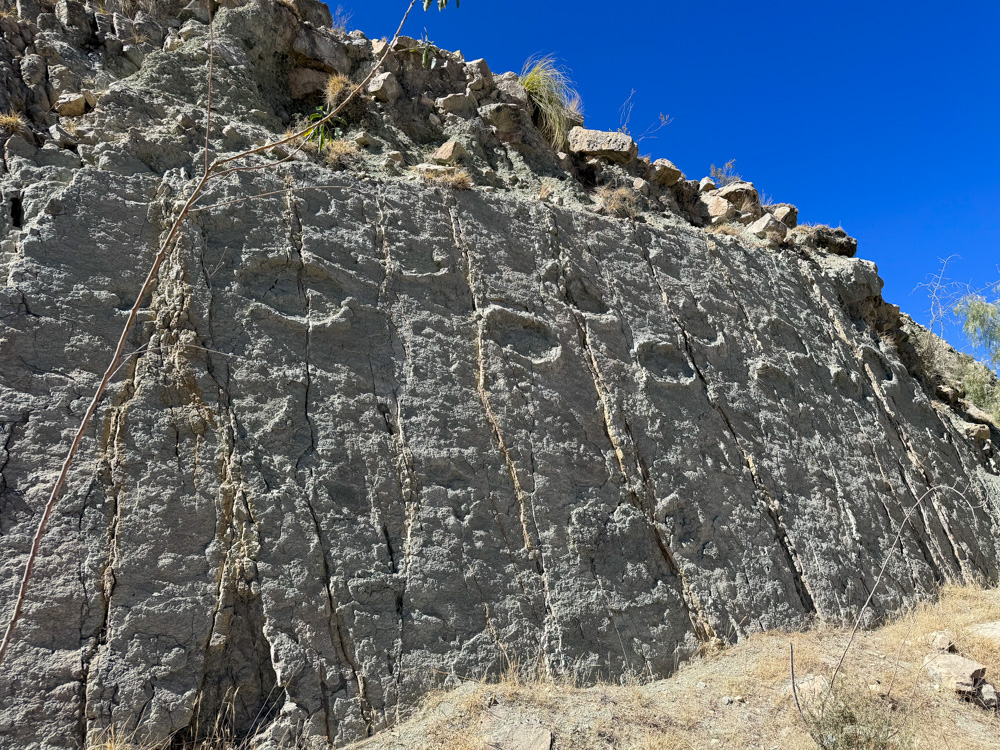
<box><xmin>0</xmin><ymin>1</ymin><xmax>998</xmax><ymax>749</ymax></box>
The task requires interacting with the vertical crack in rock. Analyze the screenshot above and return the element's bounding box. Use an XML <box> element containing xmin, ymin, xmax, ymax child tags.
<box><xmin>447</xmin><ymin>197</ymin><xmax>561</xmax><ymax>668</ymax></box>
<box><xmin>81</xmin><ymin>356</ymin><xmax>142</xmax><ymax>735</ymax></box>
<box><xmin>801</xmin><ymin>256</ymin><xmax>967</xmax><ymax>578</ymax></box>
<box><xmin>639</xmin><ymin>232</ymin><xmax>818</xmax><ymax>615</ymax></box>
<box><xmin>284</xmin><ymin>190</ymin><xmax>373</xmax><ymax>738</ymax></box>
<box><xmin>0</xmin><ymin>414</ymin><xmax>28</xmax><ymax>516</ymax></box>
<box><xmin>541</xmin><ymin>207</ymin><xmax>714</xmax><ymax>642</ymax></box>
<box><xmin>367</xmin><ymin>189</ymin><xmax>420</xmax><ymax>694</ymax></box>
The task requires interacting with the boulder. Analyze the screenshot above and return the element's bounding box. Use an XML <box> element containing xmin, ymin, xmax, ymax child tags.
<box><xmin>567</xmin><ymin>126</ymin><xmax>638</xmax><ymax>164</ymax></box>
<box><xmin>16</xmin><ymin>0</ymin><xmax>41</xmax><ymax>21</ymax></box>
<box><xmin>281</xmin><ymin>0</ymin><xmax>333</xmax><ymax>27</ymax></box>
<box><xmin>790</xmin><ymin>674</ymin><xmax>830</xmax><ymax>705</ymax></box>
<box><xmin>55</xmin><ymin>0</ymin><xmax>94</xmax><ymax>45</ymax></box>
<box><xmin>431</xmin><ymin>140</ymin><xmax>468</xmax><ymax>165</ymax></box>
<box><xmin>966</xmin><ymin>422</ymin><xmax>992</xmax><ymax>441</ymax></box>
<box><xmin>436</xmin><ymin>92</ymin><xmax>477</xmax><ymax>117</ymax></box>
<box><xmin>494</xmin><ymin>71</ymin><xmax>528</xmax><ymax>106</ymax></box>
<box><xmin>480</xmin><ymin>103</ymin><xmax>525</xmax><ymax>139</ymax></box>
<box><xmin>699</xmin><ymin>176</ymin><xmax>716</xmax><ymax>192</ymax></box>
<box><xmin>292</xmin><ymin>28</ymin><xmax>350</xmax><ymax>74</ymax></box>
<box><xmin>47</xmin><ymin>65</ymin><xmax>80</xmax><ymax>98</ymax></box>
<box><xmin>926</xmin><ymin>629</ymin><xmax>957</xmax><ymax>652</ymax></box>
<box><xmin>788</xmin><ymin>225</ymin><xmax>859</xmax><ymax>257</ymax></box>
<box><xmin>715</xmin><ymin>181</ymin><xmax>760</xmax><ymax>210</ymax></box>
<box><xmin>647</xmin><ymin>158</ymin><xmax>683</xmax><ymax>187</ymax></box>
<box><xmin>178</xmin><ymin>0</ymin><xmax>210</xmax><ymax>24</ymax></box>
<box><xmin>367</xmin><ymin>71</ymin><xmax>401</xmax><ymax>103</ymax></box>
<box><xmin>771</xmin><ymin>203</ymin><xmax>798</xmax><ymax>228</ymax></box>
<box><xmin>968</xmin><ymin>622</ymin><xmax>1000</xmax><ymax>642</ymax></box>
<box><xmin>922</xmin><ymin>653</ymin><xmax>986</xmax><ymax>693</ymax></box>
<box><xmin>54</xmin><ymin>92</ymin><xmax>87</xmax><ymax>117</ymax></box>
<box><xmin>814</xmin><ymin>225</ymin><xmax>858</xmax><ymax>257</ymax></box>
<box><xmin>698</xmin><ymin>194</ymin><xmax>737</xmax><ymax>222</ymax></box>
<box><xmin>748</xmin><ymin>213</ymin><xmax>788</xmax><ymax>241</ymax></box>
<box><xmin>465</xmin><ymin>58</ymin><xmax>493</xmax><ymax>94</ymax></box>
<box><xmin>19</xmin><ymin>55</ymin><xmax>46</xmax><ymax>87</ymax></box>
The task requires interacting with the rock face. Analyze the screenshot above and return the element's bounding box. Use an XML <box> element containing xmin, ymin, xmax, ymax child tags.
<box><xmin>0</xmin><ymin>2</ymin><xmax>998</xmax><ymax>749</ymax></box>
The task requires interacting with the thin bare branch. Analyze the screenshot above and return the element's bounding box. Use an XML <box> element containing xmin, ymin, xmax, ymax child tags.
<box><xmin>823</xmin><ymin>484</ymin><xmax>968</xmax><ymax>707</ymax></box>
<box><xmin>790</xmin><ymin>643</ymin><xmax>805</xmax><ymax>722</ymax></box>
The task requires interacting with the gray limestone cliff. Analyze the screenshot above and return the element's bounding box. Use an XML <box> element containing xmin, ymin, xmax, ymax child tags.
<box><xmin>0</xmin><ymin>0</ymin><xmax>998</xmax><ymax>747</ymax></box>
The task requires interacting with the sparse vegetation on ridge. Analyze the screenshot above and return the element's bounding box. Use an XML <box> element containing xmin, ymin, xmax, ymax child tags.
<box><xmin>519</xmin><ymin>54</ymin><xmax>583</xmax><ymax>149</ymax></box>
<box><xmin>710</xmin><ymin>158</ymin><xmax>742</xmax><ymax>187</ymax></box>
<box><xmin>329</xmin><ymin>4</ymin><xmax>353</xmax><ymax>33</ymax></box>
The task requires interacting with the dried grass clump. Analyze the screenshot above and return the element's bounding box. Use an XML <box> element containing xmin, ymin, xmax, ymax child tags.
<box><xmin>324</xmin><ymin>73</ymin><xmax>351</xmax><ymax>108</ymax></box>
<box><xmin>418</xmin><ymin>168</ymin><xmax>473</xmax><ymax>190</ymax></box>
<box><xmin>595</xmin><ymin>184</ymin><xmax>638</xmax><ymax>218</ymax></box>
<box><xmin>0</xmin><ymin>109</ymin><xmax>26</xmax><ymax>134</ymax></box>
<box><xmin>519</xmin><ymin>54</ymin><xmax>582</xmax><ymax>149</ymax></box>
<box><xmin>323</xmin><ymin>138</ymin><xmax>358</xmax><ymax>169</ymax></box>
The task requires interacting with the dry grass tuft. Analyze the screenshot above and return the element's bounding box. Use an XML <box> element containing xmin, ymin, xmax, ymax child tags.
<box><xmin>324</xmin><ymin>73</ymin><xmax>351</xmax><ymax>109</ymax></box>
<box><xmin>418</xmin><ymin>168</ymin><xmax>473</xmax><ymax>191</ymax></box>
<box><xmin>595</xmin><ymin>184</ymin><xmax>638</xmax><ymax>218</ymax></box>
<box><xmin>519</xmin><ymin>54</ymin><xmax>582</xmax><ymax>149</ymax></box>
<box><xmin>0</xmin><ymin>109</ymin><xmax>26</xmax><ymax>134</ymax></box>
<box><xmin>323</xmin><ymin>138</ymin><xmax>358</xmax><ymax>169</ymax></box>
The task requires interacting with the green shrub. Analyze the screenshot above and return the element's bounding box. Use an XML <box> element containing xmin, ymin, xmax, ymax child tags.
<box><xmin>519</xmin><ymin>54</ymin><xmax>583</xmax><ymax>149</ymax></box>
<box><xmin>956</xmin><ymin>293</ymin><xmax>1000</xmax><ymax>368</ymax></box>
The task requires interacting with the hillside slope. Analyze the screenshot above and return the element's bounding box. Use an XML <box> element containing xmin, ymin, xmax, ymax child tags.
<box><xmin>0</xmin><ymin>0</ymin><xmax>997</xmax><ymax>747</ymax></box>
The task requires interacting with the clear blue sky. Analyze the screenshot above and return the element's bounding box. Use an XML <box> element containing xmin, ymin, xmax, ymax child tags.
<box><xmin>329</xmin><ymin>0</ymin><xmax>1000</xmax><ymax>357</ymax></box>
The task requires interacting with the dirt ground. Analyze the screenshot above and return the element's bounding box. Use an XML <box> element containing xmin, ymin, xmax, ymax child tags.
<box><xmin>346</xmin><ymin>584</ymin><xmax>1000</xmax><ymax>750</ymax></box>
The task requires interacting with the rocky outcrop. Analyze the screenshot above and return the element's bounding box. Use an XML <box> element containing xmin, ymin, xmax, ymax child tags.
<box><xmin>0</xmin><ymin>1</ymin><xmax>998</xmax><ymax>748</ymax></box>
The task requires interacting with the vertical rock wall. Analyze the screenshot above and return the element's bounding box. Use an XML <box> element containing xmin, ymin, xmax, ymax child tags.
<box><xmin>0</xmin><ymin>1</ymin><xmax>997</xmax><ymax>748</ymax></box>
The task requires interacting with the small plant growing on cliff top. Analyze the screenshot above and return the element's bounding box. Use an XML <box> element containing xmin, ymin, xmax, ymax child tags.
<box><xmin>519</xmin><ymin>54</ymin><xmax>583</xmax><ymax>149</ymax></box>
<box><xmin>329</xmin><ymin>4</ymin><xmax>352</xmax><ymax>32</ymax></box>
<box><xmin>710</xmin><ymin>159</ymin><xmax>742</xmax><ymax>187</ymax></box>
